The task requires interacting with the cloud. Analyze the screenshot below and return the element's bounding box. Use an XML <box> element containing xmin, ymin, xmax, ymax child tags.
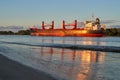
<box><xmin>0</xmin><ymin>26</ymin><xmax>24</xmax><ymax>32</ymax></box>
<box><xmin>101</xmin><ymin>20</ymin><xmax>120</xmax><ymax>28</ymax></box>
<box><xmin>101</xmin><ymin>20</ymin><xmax>120</xmax><ymax>24</ymax></box>
<box><xmin>108</xmin><ymin>25</ymin><xmax>120</xmax><ymax>28</ymax></box>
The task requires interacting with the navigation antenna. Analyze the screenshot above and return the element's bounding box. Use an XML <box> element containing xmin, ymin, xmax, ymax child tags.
<box><xmin>92</xmin><ymin>13</ymin><xmax>94</xmax><ymax>23</ymax></box>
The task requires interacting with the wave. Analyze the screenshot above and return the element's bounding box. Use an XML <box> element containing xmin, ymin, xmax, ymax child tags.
<box><xmin>0</xmin><ymin>40</ymin><xmax>120</xmax><ymax>53</ymax></box>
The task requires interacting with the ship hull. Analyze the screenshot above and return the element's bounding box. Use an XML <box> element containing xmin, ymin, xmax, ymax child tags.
<box><xmin>30</xmin><ymin>29</ymin><xmax>105</xmax><ymax>37</ymax></box>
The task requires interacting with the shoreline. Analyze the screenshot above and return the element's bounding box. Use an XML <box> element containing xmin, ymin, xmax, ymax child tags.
<box><xmin>0</xmin><ymin>54</ymin><xmax>56</xmax><ymax>80</ymax></box>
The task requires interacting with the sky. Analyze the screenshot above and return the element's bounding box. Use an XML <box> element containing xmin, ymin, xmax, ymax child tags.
<box><xmin>0</xmin><ymin>0</ymin><xmax>120</xmax><ymax>28</ymax></box>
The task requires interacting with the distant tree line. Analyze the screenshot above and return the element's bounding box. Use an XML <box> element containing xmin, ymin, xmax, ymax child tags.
<box><xmin>106</xmin><ymin>28</ymin><xmax>120</xmax><ymax>36</ymax></box>
<box><xmin>0</xmin><ymin>31</ymin><xmax>14</xmax><ymax>35</ymax></box>
<box><xmin>0</xmin><ymin>28</ymin><xmax>120</xmax><ymax>36</ymax></box>
<box><xmin>0</xmin><ymin>30</ymin><xmax>30</xmax><ymax>35</ymax></box>
<box><xmin>15</xmin><ymin>30</ymin><xmax>30</xmax><ymax>35</ymax></box>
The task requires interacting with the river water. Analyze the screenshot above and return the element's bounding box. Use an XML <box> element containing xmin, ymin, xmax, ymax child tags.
<box><xmin>0</xmin><ymin>35</ymin><xmax>120</xmax><ymax>80</ymax></box>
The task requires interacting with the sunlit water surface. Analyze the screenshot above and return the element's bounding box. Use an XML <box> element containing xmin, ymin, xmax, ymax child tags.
<box><xmin>0</xmin><ymin>35</ymin><xmax>120</xmax><ymax>80</ymax></box>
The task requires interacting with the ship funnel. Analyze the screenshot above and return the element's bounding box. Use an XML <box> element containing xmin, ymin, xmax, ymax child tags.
<box><xmin>96</xmin><ymin>18</ymin><xmax>100</xmax><ymax>24</ymax></box>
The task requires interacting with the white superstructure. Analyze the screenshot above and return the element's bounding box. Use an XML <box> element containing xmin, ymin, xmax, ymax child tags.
<box><xmin>84</xmin><ymin>18</ymin><xmax>106</xmax><ymax>30</ymax></box>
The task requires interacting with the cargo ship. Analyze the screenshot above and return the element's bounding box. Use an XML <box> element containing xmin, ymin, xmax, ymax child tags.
<box><xmin>30</xmin><ymin>18</ymin><xmax>106</xmax><ymax>37</ymax></box>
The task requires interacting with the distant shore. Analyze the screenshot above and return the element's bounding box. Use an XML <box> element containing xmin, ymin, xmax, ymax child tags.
<box><xmin>0</xmin><ymin>54</ymin><xmax>56</xmax><ymax>80</ymax></box>
<box><xmin>0</xmin><ymin>28</ymin><xmax>120</xmax><ymax>36</ymax></box>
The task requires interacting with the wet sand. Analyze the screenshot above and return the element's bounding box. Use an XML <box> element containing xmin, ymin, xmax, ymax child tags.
<box><xmin>0</xmin><ymin>54</ymin><xmax>56</xmax><ymax>80</ymax></box>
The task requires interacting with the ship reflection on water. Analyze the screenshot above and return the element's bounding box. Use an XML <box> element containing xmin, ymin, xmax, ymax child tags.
<box><xmin>31</xmin><ymin>38</ymin><xmax>105</xmax><ymax>80</ymax></box>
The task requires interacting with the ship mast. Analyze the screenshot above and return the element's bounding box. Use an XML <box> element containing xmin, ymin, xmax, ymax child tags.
<box><xmin>91</xmin><ymin>13</ymin><xmax>94</xmax><ymax>30</ymax></box>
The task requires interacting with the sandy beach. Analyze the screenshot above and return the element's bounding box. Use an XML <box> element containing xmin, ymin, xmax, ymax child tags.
<box><xmin>0</xmin><ymin>54</ymin><xmax>56</xmax><ymax>80</ymax></box>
